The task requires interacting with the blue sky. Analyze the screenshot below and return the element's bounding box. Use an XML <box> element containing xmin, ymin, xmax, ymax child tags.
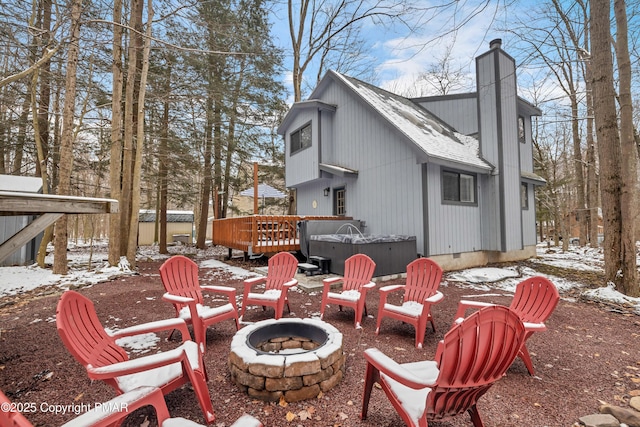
<box><xmin>268</xmin><ymin>1</ymin><xmax>523</xmax><ymax>102</ymax></box>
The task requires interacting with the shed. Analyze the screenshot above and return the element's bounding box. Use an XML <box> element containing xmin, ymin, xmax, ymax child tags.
<box><xmin>138</xmin><ymin>210</ymin><xmax>194</xmax><ymax>245</ymax></box>
<box><xmin>0</xmin><ymin>175</ymin><xmax>44</xmax><ymax>266</ymax></box>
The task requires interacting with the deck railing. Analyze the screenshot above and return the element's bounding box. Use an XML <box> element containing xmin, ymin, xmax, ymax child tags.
<box><xmin>211</xmin><ymin>215</ymin><xmax>348</xmax><ymax>256</ymax></box>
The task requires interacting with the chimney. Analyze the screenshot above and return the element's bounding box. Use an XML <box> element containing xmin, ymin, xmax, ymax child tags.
<box><xmin>476</xmin><ymin>38</ymin><xmax>521</xmax><ymax>252</ymax></box>
<box><xmin>489</xmin><ymin>38</ymin><xmax>502</xmax><ymax>50</ymax></box>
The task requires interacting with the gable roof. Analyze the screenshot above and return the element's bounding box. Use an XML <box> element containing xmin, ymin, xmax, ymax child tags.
<box><xmin>325</xmin><ymin>71</ymin><xmax>493</xmax><ymax>173</ymax></box>
<box><xmin>277</xmin><ymin>100</ymin><xmax>337</xmax><ymax>134</ymax></box>
<box><xmin>139</xmin><ymin>210</ymin><xmax>194</xmax><ymax>223</ymax></box>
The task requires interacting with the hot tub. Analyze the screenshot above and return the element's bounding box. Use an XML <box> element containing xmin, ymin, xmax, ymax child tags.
<box><xmin>309</xmin><ymin>234</ymin><xmax>416</xmax><ymax>276</ymax></box>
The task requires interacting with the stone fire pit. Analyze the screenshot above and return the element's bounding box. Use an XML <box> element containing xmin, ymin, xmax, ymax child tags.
<box><xmin>228</xmin><ymin>318</ymin><xmax>345</xmax><ymax>402</ymax></box>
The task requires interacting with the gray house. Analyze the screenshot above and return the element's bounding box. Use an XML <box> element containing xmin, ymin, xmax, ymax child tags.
<box><xmin>277</xmin><ymin>39</ymin><xmax>545</xmax><ymax>271</ymax></box>
<box><xmin>0</xmin><ymin>175</ymin><xmax>43</xmax><ymax>266</ymax></box>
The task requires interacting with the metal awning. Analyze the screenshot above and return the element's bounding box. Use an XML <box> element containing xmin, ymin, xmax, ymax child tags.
<box><xmin>319</xmin><ymin>163</ymin><xmax>358</xmax><ymax>177</ymax></box>
<box><xmin>521</xmin><ymin>171</ymin><xmax>547</xmax><ymax>185</ymax></box>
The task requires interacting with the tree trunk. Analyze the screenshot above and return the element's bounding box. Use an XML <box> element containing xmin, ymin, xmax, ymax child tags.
<box><xmin>614</xmin><ymin>0</ymin><xmax>638</xmax><ymax>296</ymax></box>
<box><xmin>590</xmin><ymin>0</ymin><xmax>623</xmax><ymax>288</ymax></box>
<box><xmin>53</xmin><ymin>0</ymin><xmax>83</xmax><ymax>275</ymax></box>
<box><xmin>32</xmin><ymin>0</ymin><xmax>53</xmax><ymax>267</ymax></box>
<box><xmin>569</xmin><ymin>93</ymin><xmax>587</xmax><ymax>244</ymax></box>
<box><xmin>158</xmin><ymin>64</ymin><xmax>170</xmax><ymax>254</ymax></box>
<box><xmin>196</xmin><ymin>96</ymin><xmax>214</xmax><ymax>249</ymax></box>
<box><xmin>109</xmin><ymin>0</ymin><xmax>124</xmax><ymax>266</ymax></box>
<box><xmin>126</xmin><ymin>0</ymin><xmax>153</xmax><ymax>267</ymax></box>
<box><xmin>582</xmin><ymin>30</ymin><xmax>599</xmax><ymax>249</ymax></box>
<box><xmin>120</xmin><ymin>0</ymin><xmax>143</xmax><ymax>257</ymax></box>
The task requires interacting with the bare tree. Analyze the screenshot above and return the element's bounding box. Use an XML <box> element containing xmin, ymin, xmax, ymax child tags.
<box><xmin>590</xmin><ymin>0</ymin><xmax>625</xmax><ymax>291</ymax></box>
<box><xmin>418</xmin><ymin>41</ymin><xmax>470</xmax><ymax>96</ymax></box>
<box><xmin>126</xmin><ymin>0</ymin><xmax>153</xmax><ymax>266</ymax></box>
<box><xmin>288</xmin><ymin>0</ymin><xmax>413</xmax><ymax>102</ymax></box>
<box><xmin>53</xmin><ymin>0</ymin><xmax>83</xmax><ymax>274</ymax></box>
<box><xmin>614</xmin><ymin>0</ymin><xmax>638</xmax><ymax>296</ymax></box>
<box><xmin>509</xmin><ymin>0</ymin><xmax>590</xmax><ymax>246</ymax></box>
<box><xmin>108</xmin><ymin>0</ymin><xmax>124</xmax><ymax>266</ymax></box>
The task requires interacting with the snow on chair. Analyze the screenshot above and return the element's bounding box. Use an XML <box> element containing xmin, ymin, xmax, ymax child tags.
<box><xmin>361</xmin><ymin>305</ymin><xmax>525</xmax><ymax>427</ymax></box>
<box><xmin>320</xmin><ymin>253</ymin><xmax>376</xmax><ymax>329</ymax></box>
<box><xmin>240</xmin><ymin>251</ymin><xmax>298</xmax><ymax>321</ymax></box>
<box><xmin>1</xmin><ymin>386</ymin><xmax>263</xmax><ymax>427</ymax></box>
<box><xmin>375</xmin><ymin>258</ymin><xmax>444</xmax><ymax>348</ymax></box>
<box><xmin>160</xmin><ymin>255</ymin><xmax>239</xmax><ymax>349</ymax></box>
<box><xmin>55</xmin><ymin>291</ymin><xmax>216</xmax><ymax>424</ymax></box>
<box><xmin>452</xmin><ymin>275</ymin><xmax>559</xmax><ymax>376</ymax></box>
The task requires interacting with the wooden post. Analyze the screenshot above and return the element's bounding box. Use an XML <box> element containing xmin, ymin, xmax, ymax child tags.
<box><xmin>253</xmin><ymin>162</ymin><xmax>258</xmax><ymax>214</ymax></box>
<box><xmin>214</xmin><ymin>185</ymin><xmax>219</xmax><ymax>219</ymax></box>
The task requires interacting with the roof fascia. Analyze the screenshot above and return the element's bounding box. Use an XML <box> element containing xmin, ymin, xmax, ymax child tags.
<box><xmin>277</xmin><ymin>99</ymin><xmax>336</xmax><ymax>134</ymax></box>
<box><xmin>517</xmin><ymin>97</ymin><xmax>542</xmax><ymax>116</ymax></box>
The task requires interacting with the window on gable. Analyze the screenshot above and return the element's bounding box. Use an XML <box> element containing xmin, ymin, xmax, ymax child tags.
<box><xmin>290</xmin><ymin>123</ymin><xmax>312</xmax><ymax>155</ymax></box>
<box><xmin>521</xmin><ymin>182</ymin><xmax>529</xmax><ymax>209</ymax></box>
<box><xmin>518</xmin><ymin>115</ymin><xmax>526</xmax><ymax>144</ymax></box>
<box><xmin>442</xmin><ymin>170</ymin><xmax>476</xmax><ymax>204</ymax></box>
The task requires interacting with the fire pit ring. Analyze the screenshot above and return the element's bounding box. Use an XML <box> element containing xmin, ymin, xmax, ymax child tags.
<box><xmin>229</xmin><ymin>318</ymin><xmax>345</xmax><ymax>402</ymax></box>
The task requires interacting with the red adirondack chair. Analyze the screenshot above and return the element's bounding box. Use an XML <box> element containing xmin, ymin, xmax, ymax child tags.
<box><xmin>361</xmin><ymin>305</ymin><xmax>526</xmax><ymax>427</ymax></box>
<box><xmin>375</xmin><ymin>258</ymin><xmax>444</xmax><ymax>348</ymax></box>
<box><xmin>320</xmin><ymin>253</ymin><xmax>376</xmax><ymax>329</ymax></box>
<box><xmin>240</xmin><ymin>252</ymin><xmax>298</xmax><ymax>320</ymax></box>
<box><xmin>160</xmin><ymin>255</ymin><xmax>239</xmax><ymax>349</ymax></box>
<box><xmin>1</xmin><ymin>386</ymin><xmax>262</xmax><ymax>427</ymax></box>
<box><xmin>55</xmin><ymin>291</ymin><xmax>216</xmax><ymax>424</ymax></box>
<box><xmin>452</xmin><ymin>275</ymin><xmax>560</xmax><ymax>375</ymax></box>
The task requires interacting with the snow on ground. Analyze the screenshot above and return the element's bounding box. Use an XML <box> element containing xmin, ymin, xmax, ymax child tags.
<box><xmin>2</xmin><ymin>240</ymin><xmax>640</xmax><ymax>315</ymax></box>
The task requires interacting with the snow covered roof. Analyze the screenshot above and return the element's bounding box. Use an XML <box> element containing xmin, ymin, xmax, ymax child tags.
<box><xmin>0</xmin><ymin>174</ymin><xmax>42</xmax><ymax>193</ymax></box>
<box><xmin>138</xmin><ymin>210</ymin><xmax>194</xmax><ymax>223</ymax></box>
<box><xmin>331</xmin><ymin>72</ymin><xmax>493</xmax><ymax>172</ymax></box>
<box><xmin>521</xmin><ymin>170</ymin><xmax>547</xmax><ymax>185</ymax></box>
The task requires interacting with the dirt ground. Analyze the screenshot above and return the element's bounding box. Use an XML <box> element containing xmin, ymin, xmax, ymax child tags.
<box><xmin>1</xmin><ymin>253</ymin><xmax>639</xmax><ymax>427</ymax></box>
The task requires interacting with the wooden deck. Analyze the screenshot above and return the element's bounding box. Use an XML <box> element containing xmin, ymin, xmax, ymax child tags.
<box><xmin>211</xmin><ymin>215</ymin><xmax>347</xmax><ymax>256</ymax></box>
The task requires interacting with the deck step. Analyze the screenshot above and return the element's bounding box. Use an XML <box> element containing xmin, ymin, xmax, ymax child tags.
<box><xmin>308</xmin><ymin>255</ymin><xmax>331</xmax><ymax>274</ymax></box>
<box><xmin>298</xmin><ymin>263</ymin><xmax>320</xmax><ymax>276</ymax></box>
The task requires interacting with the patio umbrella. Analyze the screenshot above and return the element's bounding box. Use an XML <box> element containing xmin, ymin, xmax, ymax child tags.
<box><xmin>239</xmin><ymin>183</ymin><xmax>286</xmax><ymax>199</ymax></box>
<box><xmin>239</xmin><ymin>183</ymin><xmax>286</xmax><ymax>213</ymax></box>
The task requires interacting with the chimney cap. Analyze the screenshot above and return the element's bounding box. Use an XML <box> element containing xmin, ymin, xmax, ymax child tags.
<box><xmin>490</xmin><ymin>38</ymin><xmax>502</xmax><ymax>49</ymax></box>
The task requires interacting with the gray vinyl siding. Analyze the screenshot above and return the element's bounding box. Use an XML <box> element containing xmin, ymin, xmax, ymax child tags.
<box><xmin>476</xmin><ymin>47</ymin><xmax>525</xmax><ymax>252</ymax></box>
<box><xmin>295</xmin><ymin>180</ymin><xmax>338</xmax><ymax>214</ymax></box>
<box><xmin>0</xmin><ymin>215</ymin><xmax>39</xmax><ymax>266</ymax></box>
<box><xmin>519</xmin><ymin>113</ymin><xmax>534</xmax><ymax>172</ymax></box>
<box><xmin>498</xmin><ymin>53</ymin><xmax>524</xmax><ymax>251</ymax></box>
<box><xmin>522</xmin><ymin>185</ymin><xmax>537</xmax><ymax>245</ymax></box>
<box><xmin>285</xmin><ymin>111</ymin><xmax>320</xmax><ymax>187</ymax></box>
<box><xmin>476</xmin><ymin>51</ymin><xmax>501</xmax><ymax>251</ymax></box>
<box><xmin>297</xmin><ymin>79</ymin><xmax>425</xmax><ymax>254</ymax></box>
<box><xmin>479</xmin><ymin>174</ymin><xmax>500</xmax><ymax>250</ymax></box>
<box><xmin>426</xmin><ymin>164</ymin><xmax>482</xmax><ymax>255</ymax></box>
<box><xmin>476</xmin><ymin>56</ymin><xmax>499</xmax><ymax>165</ymax></box>
<box><xmin>414</xmin><ymin>95</ymin><xmax>478</xmax><ymax>135</ymax></box>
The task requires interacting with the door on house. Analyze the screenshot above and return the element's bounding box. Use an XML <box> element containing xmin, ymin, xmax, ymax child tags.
<box><xmin>333</xmin><ymin>187</ymin><xmax>346</xmax><ymax>216</ymax></box>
